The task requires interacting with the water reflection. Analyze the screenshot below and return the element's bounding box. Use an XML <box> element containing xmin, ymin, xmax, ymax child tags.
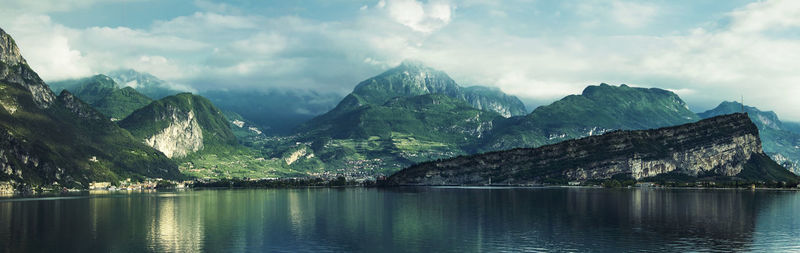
<box><xmin>0</xmin><ymin>188</ymin><xmax>799</xmax><ymax>252</ymax></box>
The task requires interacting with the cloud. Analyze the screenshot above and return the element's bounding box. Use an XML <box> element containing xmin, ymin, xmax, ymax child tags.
<box><xmin>728</xmin><ymin>0</ymin><xmax>800</xmax><ymax>33</ymax></box>
<box><xmin>382</xmin><ymin>0</ymin><xmax>454</xmax><ymax>33</ymax></box>
<box><xmin>3</xmin><ymin>15</ymin><xmax>93</xmax><ymax>80</ymax></box>
<box><xmin>4</xmin><ymin>0</ymin><xmax>800</xmax><ymax>122</ymax></box>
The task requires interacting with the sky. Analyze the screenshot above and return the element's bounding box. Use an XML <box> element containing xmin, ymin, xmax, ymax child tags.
<box><xmin>1</xmin><ymin>0</ymin><xmax>799</xmax><ymax>120</ymax></box>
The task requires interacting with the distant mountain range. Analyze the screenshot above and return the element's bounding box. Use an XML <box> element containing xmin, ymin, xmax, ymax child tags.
<box><xmin>2</xmin><ymin>25</ymin><xmax>799</xmax><ymax>189</ymax></box>
<box><xmin>106</xmin><ymin>69</ymin><xmax>184</xmax><ymax>100</ymax></box>
<box><xmin>50</xmin><ymin>74</ymin><xmax>153</xmax><ymax>120</ymax></box>
<box><xmin>200</xmin><ymin>89</ymin><xmax>341</xmax><ymax>135</ymax></box>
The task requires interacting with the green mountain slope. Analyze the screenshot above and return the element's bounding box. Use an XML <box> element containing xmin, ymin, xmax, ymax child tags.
<box><xmin>481</xmin><ymin>84</ymin><xmax>700</xmax><ymax>151</ymax></box>
<box><xmin>289</xmin><ymin>94</ymin><xmax>502</xmax><ymax>173</ymax></box>
<box><xmin>699</xmin><ymin>101</ymin><xmax>800</xmax><ymax>174</ymax></box>
<box><xmin>0</xmin><ymin>28</ymin><xmax>180</xmax><ymax>188</ymax></box>
<box><xmin>50</xmin><ymin>75</ymin><xmax>153</xmax><ymax>119</ymax></box>
<box><xmin>341</xmin><ymin>61</ymin><xmax>526</xmax><ymax>117</ymax></box>
<box><xmin>119</xmin><ymin>93</ymin><xmax>237</xmax><ymax>158</ymax></box>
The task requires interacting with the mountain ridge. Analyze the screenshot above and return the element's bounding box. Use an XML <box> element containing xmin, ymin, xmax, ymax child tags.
<box><xmin>388</xmin><ymin>113</ymin><xmax>797</xmax><ymax>185</ymax></box>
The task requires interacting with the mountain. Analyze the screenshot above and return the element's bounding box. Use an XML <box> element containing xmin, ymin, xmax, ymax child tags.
<box><xmin>0</xmin><ymin>28</ymin><xmax>180</xmax><ymax>189</ymax></box>
<box><xmin>283</xmin><ymin>62</ymin><xmax>527</xmax><ymax>173</ymax></box>
<box><xmin>201</xmin><ymin>89</ymin><xmax>341</xmax><ymax>135</ymax></box>
<box><xmin>286</xmin><ymin>94</ymin><xmax>503</xmax><ymax>174</ymax></box>
<box><xmin>118</xmin><ymin>93</ymin><xmax>237</xmax><ymax>158</ymax></box>
<box><xmin>49</xmin><ymin>74</ymin><xmax>153</xmax><ymax>119</ymax></box>
<box><xmin>388</xmin><ymin>113</ymin><xmax>798</xmax><ymax>186</ymax></box>
<box><xmin>106</xmin><ymin>69</ymin><xmax>183</xmax><ymax>99</ymax></box>
<box><xmin>481</xmin><ymin>84</ymin><xmax>700</xmax><ymax>151</ymax></box>
<box><xmin>345</xmin><ymin>61</ymin><xmax>527</xmax><ymax>117</ymax></box>
<box><xmin>699</xmin><ymin>101</ymin><xmax>800</xmax><ymax>174</ymax></box>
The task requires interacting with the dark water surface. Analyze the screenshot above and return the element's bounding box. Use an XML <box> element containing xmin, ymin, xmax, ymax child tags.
<box><xmin>1</xmin><ymin>187</ymin><xmax>800</xmax><ymax>252</ymax></box>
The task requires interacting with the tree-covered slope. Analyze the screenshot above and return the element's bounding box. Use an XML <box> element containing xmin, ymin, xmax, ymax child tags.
<box><xmin>699</xmin><ymin>101</ymin><xmax>800</xmax><ymax>175</ymax></box>
<box><xmin>481</xmin><ymin>84</ymin><xmax>700</xmax><ymax>151</ymax></box>
<box><xmin>258</xmin><ymin>93</ymin><xmax>503</xmax><ymax>175</ymax></box>
<box><xmin>50</xmin><ymin>75</ymin><xmax>153</xmax><ymax>119</ymax></box>
<box><xmin>0</xmin><ymin>27</ymin><xmax>180</xmax><ymax>188</ymax></box>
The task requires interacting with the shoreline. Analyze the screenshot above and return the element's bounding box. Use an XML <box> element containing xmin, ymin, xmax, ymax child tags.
<box><xmin>3</xmin><ymin>184</ymin><xmax>800</xmax><ymax>199</ymax></box>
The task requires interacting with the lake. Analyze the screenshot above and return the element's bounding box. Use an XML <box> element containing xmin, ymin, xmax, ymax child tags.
<box><xmin>1</xmin><ymin>187</ymin><xmax>800</xmax><ymax>252</ymax></box>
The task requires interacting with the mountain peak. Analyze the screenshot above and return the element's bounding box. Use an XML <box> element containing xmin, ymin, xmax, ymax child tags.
<box><xmin>388</xmin><ymin>60</ymin><xmax>444</xmax><ymax>77</ymax></box>
<box><xmin>0</xmin><ymin>28</ymin><xmax>26</xmax><ymax>67</ymax></box>
<box><xmin>0</xmin><ymin>27</ymin><xmax>56</xmax><ymax>109</ymax></box>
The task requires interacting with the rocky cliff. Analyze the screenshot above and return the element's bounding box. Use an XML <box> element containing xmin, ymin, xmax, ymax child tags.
<box><xmin>700</xmin><ymin>101</ymin><xmax>800</xmax><ymax>175</ymax></box>
<box><xmin>0</xmin><ymin>28</ymin><xmax>55</xmax><ymax>109</ymax></box>
<box><xmin>388</xmin><ymin>113</ymin><xmax>795</xmax><ymax>185</ymax></box>
<box><xmin>119</xmin><ymin>93</ymin><xmax>236</xmax><ymax>158</ymax></box>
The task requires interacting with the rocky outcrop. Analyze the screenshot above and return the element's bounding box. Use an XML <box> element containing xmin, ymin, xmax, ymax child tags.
<box><xmin>58</xmin><ymin>90</ymin><xmax>103</xmax><ymax>120</ymax></box>
<box><xmin>119</xmin><ymin>93</ymin><xmax>237</xmax><ymax>159</ymax></box>
<box><xmin>0</xmin><ymin>129</ymin><xmax>67</xmax><ymax>187</ymax></box>
<box><xmin>463</xmin><ymin>86</ymin><xmax>527</xmax><ymax>117</ymax></box>
<box><xmin>143</xmin><ymin>110</ymin><xmax>204</xmax><ymax>158</ymax></box>
<box><xmin>388</xmin><ymin>113</ymin><xmax>778</xmax><ymax>185</ymax></box>
<box><xmin>0</xmin><ymin>28</ymin><xmax>55</xmax><ymax>109</ymax></box>
<box><xmin>0</xmin><ymin>28</ymin><xmax>25</xmax><ymax>66</ymax></box>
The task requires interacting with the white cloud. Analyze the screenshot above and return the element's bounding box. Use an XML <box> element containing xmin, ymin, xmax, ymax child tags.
<box><xmin>4</xmin><ymin>15</ymin><xmax>92</xmax><ymax>80</ymax></box>
<box><xmin>384</xmin><ymin>0</ymin><xmax>453</xmax><ymax>33</ymax></box>
<box><xmin>728</xmin><ymin>0</ymin><xmax>800</xmax><ymax>33</ymax></box>
<box><xmin>4</xmin><ymin>0</ymin><xmax>800</xmax><ymax>121</ymax></box>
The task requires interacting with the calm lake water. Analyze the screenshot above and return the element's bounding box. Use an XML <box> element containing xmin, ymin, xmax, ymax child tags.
<box><xmin>1</xmin><ymin>187</ymin><xmax>800</xmax><ymax>252</ymax></box>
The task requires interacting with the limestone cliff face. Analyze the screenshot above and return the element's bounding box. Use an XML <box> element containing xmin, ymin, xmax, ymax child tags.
<box><xmin>119</xmin><ymin>93</ymin><xmax>236</xmax><ymax>159</ymax></box>
<box><xmin>388</xmin><ymin>113</ymin><xmax>770</xmax><ymax>185</ymax></box>
<box><xmin>142</xmin><ymin>109</ymin><xmax>204</xmax><ymax>158</ymax></box>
